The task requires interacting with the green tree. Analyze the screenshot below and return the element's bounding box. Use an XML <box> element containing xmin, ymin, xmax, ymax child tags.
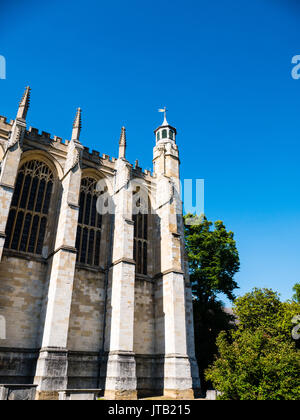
<box><xmin>184</xmin><ymin>216</ymin><xmax>240</xmax><ymax>303</ymax></box>
<box><xmin>205</xmin><ymin>288</ymin><xmax>300</xmax><ymax>400</ymax></box>
<box><xmin>184</xmin><ymin>215</ymin><xmax>240</xmax><ymax>390</ymax></box>
<box><xmin>293</xmin><ymin>283</ymin><xmax>300</xmax><ymax>303</ymax></box>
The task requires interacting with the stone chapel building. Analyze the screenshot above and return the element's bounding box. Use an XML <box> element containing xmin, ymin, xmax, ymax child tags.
<box><xmin>0</xmin><ymin>87</ymin><xmax>200</xmax><ymax>399</ymax></box>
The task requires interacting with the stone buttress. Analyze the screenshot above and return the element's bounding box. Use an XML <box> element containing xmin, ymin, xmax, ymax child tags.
<box><xmin>34</xmin><ymin>109</ymin><xmax>83</xmax><ymax>399</ymax></box>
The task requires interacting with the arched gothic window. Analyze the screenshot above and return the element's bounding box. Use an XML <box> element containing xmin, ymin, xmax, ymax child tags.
<box><xmin>133</xmin><ymin>211</ymin><xmax>148</xmax><ymax>275</ymax></box>
<box><xmin>4</xmin><ymin>160</ymin><xmax>54</xmax><ymax>255</ymax></box>
<box><xmin>75</xmin><ymin>177</ymin><xmax>102</xmax><ymax>266</ymax></box>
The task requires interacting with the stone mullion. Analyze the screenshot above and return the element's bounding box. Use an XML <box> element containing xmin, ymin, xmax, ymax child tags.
<box><xmin>24</xmin><ymin>170</ymin><xmax>42</xmax><ymax>252</ymax></box>
<box><xmin>25</xmin><ymin>210</ymin><xmax>35</xmax><ymax>253</ymax></box>
<box><xmin>33</xmin><ymin>213</ymin><xmax>42</xmax><ymax>254</ymax></box>
<box><xmin>33</xmin><ymin>177</ymin><xmax>51</xmax><ymax>254</ymax></box>
<box><xmin>86</xmin><ymin>227</ymin><xmax>91</xmax><ymax>265</ymax></box>
<box><xmin>88</xmin><ymin>191</ymin><xmax>93</xmax><ymax>227</ymax></box>
<box><xmin>79</xmin><ymin>191</ymin><xmax>88</xmax><ymax>262</ymax></box>
<box><xmin>91</xmin><ymin>226</ymin><xmax>97</xmax><ymax>267</ymax></box>
<box><xmin>77</xmin><ymin>190</ymin><xmax>87</xmax><ymax>263</ymax></box>
<box><xmin>16</xmin><ymin>171</ymin><xmax>35</xmax><ymax>251</ymax></box>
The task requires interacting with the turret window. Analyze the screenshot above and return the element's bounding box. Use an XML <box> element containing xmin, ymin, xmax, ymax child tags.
<box><xmin>169</xmin><ymin>129</ymin><xmax>174</xmax><ymax>140</ymax></box>
<box><xmin>162</xmin><ymin>129</ymin><xmax>167</xmax><ymax>139</ymax></box>
<box><xmin>75</xmin><ymin>177</ymin><xmax>102</xmax><ymax>266</ymax></box>
<box><xmin>157</xmin><ymin>131</ymin><xmax>160</xmax><ymax>141</ymax></box>
<box><xmin>4</xmin><ymin>160</ymin><xmax>54</xmax><ymax>255</ymax></box>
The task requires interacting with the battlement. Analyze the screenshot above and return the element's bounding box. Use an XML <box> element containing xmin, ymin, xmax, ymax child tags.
<box><xmin>133</xmin><ymin>166</ymin><xmax>155</xmax><ymax>179</ymax></box>
<box><xmin>0</xmin><ymin>115</ymin><xmax>13</xmax><ymax>126</ymax></box>
<box><xmin>27</xmin><ymin>126</ymin><xmax>67</xmax><ymax>145</ymax></box>
<box><xmin>0</xmin><ymin>116</ymin><xmax>155</xmax><ymax>178</ymax></box>
<box><xmin>82</xmin><ymin>146</ymin><xmax>118</xmax><ymax>164</ymax></box>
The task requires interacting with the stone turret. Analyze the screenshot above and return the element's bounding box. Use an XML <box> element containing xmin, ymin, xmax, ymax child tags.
<box><xmin>153</xmin><ymin>108</ymin><xmax>200</xmax><ymax>398</ymax></box>
<box><xmin>153</xmin><ymin>109</ymin><xmax>179</xmax><ymax>178</ymax></box>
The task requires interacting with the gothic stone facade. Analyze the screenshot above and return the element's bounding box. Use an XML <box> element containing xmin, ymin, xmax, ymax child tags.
<box><xmin>0</xmin><ymin>87</ymin><xmax>200</xmax><ymax>400</ymax></box>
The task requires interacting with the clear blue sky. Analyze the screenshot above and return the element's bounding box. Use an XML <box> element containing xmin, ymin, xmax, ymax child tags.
<box><xmin>0</xmin><ymin>0</ymin><xmax>299</xmax><ymax>303</ymax></box>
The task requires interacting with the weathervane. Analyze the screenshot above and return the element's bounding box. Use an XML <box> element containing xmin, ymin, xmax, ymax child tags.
<box><xmin>158</xmin><ymin>107</ymin><xmax>168</xmax><ymax>125</ymax></box>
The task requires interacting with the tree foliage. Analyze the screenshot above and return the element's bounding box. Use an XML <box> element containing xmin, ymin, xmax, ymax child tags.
<box><xmin>184</xmin><ymin>216</ymin><xmax>240</xmax><ymax>303</ymax></box>
<box><xmin>205</xmin><ymin>288</ymin><xmax>300</xmax><ymax>400</ymax></box>
<box><xmin>293</xmin><ymin>283</ymin><xmax>300</xmax><ymax>303</ymax></box>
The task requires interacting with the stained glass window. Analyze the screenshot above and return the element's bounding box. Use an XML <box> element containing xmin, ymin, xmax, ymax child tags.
<box><xmin>5</xmin><ymin>160</ymin><xmax>54</xmax><ymax>255</ymax></box>
<box><xmin>133</xmin><ymin>212</ymin><xmax>148</xmax><ymax>275</ymax></box>
<box><xmin>75</xmin><ymin>177</ymin><xmax>102</xmax><ymax>266</ymax></box>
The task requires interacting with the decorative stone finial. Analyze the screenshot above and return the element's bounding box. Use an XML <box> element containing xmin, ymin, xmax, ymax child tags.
<box><xmin>72</xmin><ymin>108</ymin><xmax>82</xmax><ymax>142</ymax></box>
<box><xmin>17</xmin><ymin>86</ymin><xmax>31</xmax><ymax>120</ymax></box>
<box><xmin>119</xmin><ymin>126</ymin><xmax>126</xmax><ymax>146</ymax></box>
<box><xmin>119</xmin><ymin>126</ymin><xmax>127</xmax><ymax>159</ymax></box>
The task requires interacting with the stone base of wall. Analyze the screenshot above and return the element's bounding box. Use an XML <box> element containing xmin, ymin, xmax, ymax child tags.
<box><xmin>64</xmin><ymin>352</ymin><xmax>170</xmax><ymax>398</ymax></box>
<box><xmin>104</xmin><ymin>351</ymin><xmax>137</xmax><ymax>398</ymax></box>
<box><xmin>104</xmin><ymin>389</ymin><xmax>138</xmax><ymax>400</ymax></box>
<box><xmin>0</xmin><ymin>348</ymin><xmax>38</xmax><ymax>384</ymax></box>
<box><xmin>0</xmin><ymin>349</ymin><xmax>199</xmax><ymax>399</ymax></box>
<box><xmin>0</xmin><ymin>384</ymin><xmax>37</xmax><ymax>400</ymax></box>
<box><xmin>67</xmin><ymin>351</ymin><xmax>100</xmax><ymax>389</ymax></box>
<box><xmin>135</xmin><ymin>354</ymin><xmax>164</xmax><ymax>397</ymax></box>
<box><xmin>136</xmin><ymin>355</ymin><xmax>196</xmax><ymax>399</ymax></box>
<box><xmin>35</xmin><ymin>390</ymin><xmax>59</xmax><ymax>400</ymax></box>
<box><xmin>34</xmin><ymin>347</ymin><xmax>68</xmax><ymax>392</ymax></box>
<box><xmin>164</xmin><ymin>389</ymin><xmax>195</xmax><ymax>400</ymax></box>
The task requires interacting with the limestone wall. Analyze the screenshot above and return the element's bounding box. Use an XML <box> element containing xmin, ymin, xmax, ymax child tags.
<box><xmin>67</xmin><ymin>268</ymin><xmax>106</xmax><ymax>352</ymax></box>
<box><xmin>133</xmin><ymin>278</ymin><xmax>155</xmax><ymax>355</ymax></box>
<box><xmin>0</xmin><ymin>254</ymin><xmax>47</xmax><ymax>349</ymax></box>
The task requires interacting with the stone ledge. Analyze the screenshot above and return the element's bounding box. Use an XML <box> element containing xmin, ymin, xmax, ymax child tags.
<box><xmin>111</xmin><ymin>258</ymin><xmax>136</xmax><ymax>267</ymax></box>
<box><xmin>2</xmin><ymin>248</ymin><xmax>47</xmax><ymax>263</ymax></box>
<box><xmin>58</xmin><ymin>389</ymin><xmax>103</xmax><ymax>401</ymax></box>
<box><xmin>0</xmin><ymin>182</ymin><xmax>14</xmax><ymax>190</ymax></box>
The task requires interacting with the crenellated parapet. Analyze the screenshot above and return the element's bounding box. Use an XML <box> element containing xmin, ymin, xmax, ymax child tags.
<box><xmin>0</xmin><ymin>111</ymin><xmax>157</xmax><ymax>185</ymax></box>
